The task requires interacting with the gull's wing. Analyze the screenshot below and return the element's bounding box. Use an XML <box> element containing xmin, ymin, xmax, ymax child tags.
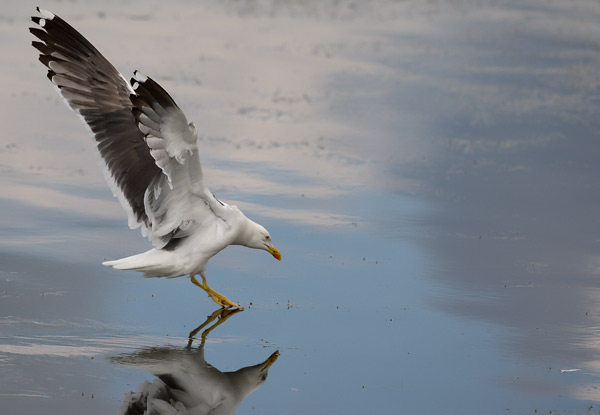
<box><xmin>115</xmin><ymin>347</ymin><xmax>228</xmax><ymax>415</ymax></box>
<box><xmin>116</xmin><ymin>346</ymin><xmax>277</xmax><ymax>415</ymax></box>
<box><xmin>30</xmin><ymin>8</ymin><xmax>224</xmax><ymax>249</ymax></box>
<box><xmin>129</xmin><ymin>71</ymin><xmax>221</xmax><ymax>249</ymax></box>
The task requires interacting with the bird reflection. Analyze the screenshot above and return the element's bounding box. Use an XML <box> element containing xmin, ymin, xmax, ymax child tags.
<box><xmin>114</xmin><ymin>308</ymin><xmax>279</xmax><ymax>415</ymax></box>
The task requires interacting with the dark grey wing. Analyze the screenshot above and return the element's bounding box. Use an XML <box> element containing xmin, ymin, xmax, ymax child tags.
<box><xmin>130</xmin><ymin>70</ymin><xmax>201</xmax><ymax>189</ymax></box>
<box><xmin>30</xmin><ymin>8</ymin><xmax>222</xmax><ymax>249</ymax></box>
<box><xmin>128</xmin><ymin>72</ymin><xmax>220</xmax><ymax>248</ymax></box>
<box><xmin>30</xmin><ymin>8</ymin><xmax>162</xmax><ymax>240</ymax></box>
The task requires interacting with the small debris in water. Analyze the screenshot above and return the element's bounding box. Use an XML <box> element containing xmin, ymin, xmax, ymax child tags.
<box><xmin>560</xmin><ymin>368</ymin><xmax>581</xmax><ymax>373</ymax></box>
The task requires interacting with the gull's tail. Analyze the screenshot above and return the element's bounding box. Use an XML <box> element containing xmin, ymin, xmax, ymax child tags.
<box><xmin>103</xmin><ymin>250</ymin><xmax>181</xmax><ymax>278</ymax></box>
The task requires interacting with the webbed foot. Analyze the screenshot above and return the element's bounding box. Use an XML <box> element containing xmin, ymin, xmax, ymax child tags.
<box><xmin>191</xmin><ymin>275</ymin><xmax>243</xmax><ymax>309</ymax></box>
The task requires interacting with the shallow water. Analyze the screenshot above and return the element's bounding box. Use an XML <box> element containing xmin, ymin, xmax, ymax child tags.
<box><xmin>2</xmin><ymin>0</ymin><xmax>600</xmax><ymax>413</ymax></box>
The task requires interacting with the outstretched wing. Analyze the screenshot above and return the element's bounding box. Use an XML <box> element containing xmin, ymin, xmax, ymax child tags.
<box><xmin>30</xmin><ymin>8</ymin><xmax>223</xmax><ymax>249</ymax></box>
<box><xmin>130</xmin><ymin>71</ymin><xmax>227</xmax><ymax>248</ymax></box>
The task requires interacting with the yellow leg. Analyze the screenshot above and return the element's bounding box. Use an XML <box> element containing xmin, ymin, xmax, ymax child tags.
<box><xmin>187</xmin><ymin>307</ymin><xmax>243</xmax><ymax>348</ymax></box>
<box><xmin>191</xmin><ymin>275</ymin><xmax>243</xmax><ymax>309</ymax></box>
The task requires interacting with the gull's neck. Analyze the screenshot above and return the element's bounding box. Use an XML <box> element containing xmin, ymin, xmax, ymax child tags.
<box><xmin>232</xmin><ymin>216</ymin><xmax>262</xmax><ymax>248</ymax></box>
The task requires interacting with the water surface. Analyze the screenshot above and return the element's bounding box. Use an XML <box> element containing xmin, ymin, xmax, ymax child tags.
<box><xmin>2</xmin><ymin>0</ymin><xmax>600</xmax><ymax>413</ymax></box>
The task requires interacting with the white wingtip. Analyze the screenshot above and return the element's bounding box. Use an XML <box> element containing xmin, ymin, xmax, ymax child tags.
<box><xmin>36</xmin><ymin>7</ymin><xmax>55</xmax><ymax>20</ymax></box>
<box><xmin>133</xmin><ymin>70</ymin><xmax>148</xmax><ymax>83</ymax></box>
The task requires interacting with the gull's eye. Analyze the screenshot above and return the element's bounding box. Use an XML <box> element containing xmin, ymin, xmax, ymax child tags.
<box><xmin>266</xmin><ymin>235</ymin><xmax>271</xmax><ymax>241</ymax></box>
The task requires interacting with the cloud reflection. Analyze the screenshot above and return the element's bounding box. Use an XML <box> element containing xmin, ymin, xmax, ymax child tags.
<box><xmin>4</xmin><ymin>0</ymin><xmax>423</xmax><ymax>231</ymax></box>
<box><xmin>114</xmin><ymin>308</ymin><xmax>279</xmax><ymax>415</ymax></box>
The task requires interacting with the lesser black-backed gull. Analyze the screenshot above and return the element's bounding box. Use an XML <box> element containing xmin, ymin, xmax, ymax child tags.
<box><xmin>30</xmin><ymin>7</ymin><xmax>281</xmax><ymax>309</ymax></box>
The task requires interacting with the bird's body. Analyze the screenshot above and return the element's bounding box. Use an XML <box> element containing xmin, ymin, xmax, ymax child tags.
<box><xmin>30</xmin><ymin>8</ymin><xmax>280</xmax><ymax>308</ymax></box>
<box><xmin>105</xmin><ymin>205</ymin><xmax>245</xmax><ymax>278</ymax></box>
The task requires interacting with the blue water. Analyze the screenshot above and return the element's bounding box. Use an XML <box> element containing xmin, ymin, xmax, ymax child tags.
<box><xmin>2</xmin><ymin>1</ymin><xmax>600</xmax><ymax>414</ymax></box>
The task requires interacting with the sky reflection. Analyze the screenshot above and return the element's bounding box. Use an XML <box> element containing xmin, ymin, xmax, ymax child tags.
<box><xmin>2</xmin><ymin>0</ymin><xmax>600</xmax><ymax>414</ymax></box>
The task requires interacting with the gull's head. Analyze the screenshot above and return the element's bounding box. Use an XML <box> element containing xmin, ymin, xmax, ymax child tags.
<box><xmin>234</xmin><ymin>350</ymin><xmax>280</xmax><ymax>395</ymax></box>
<box><xmin>242</xmin><ymin>220</ymin><xmax>281</xmax><ymax>261</ymax></box>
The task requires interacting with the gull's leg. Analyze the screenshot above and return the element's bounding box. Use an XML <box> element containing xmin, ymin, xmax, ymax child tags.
<box><xmin>199</xmin><ymin>308</ymin><xmax>242</xmax><ymax>345</ymax></box>
<box><xmin>190</xmin><ymin>274</ymin><xmax>243</xmax><ymax>310</ymax></box>
<box><xmin>187</xmin><ymin>307</ymin><xmax>243</xmax><ymax>348</ymax></box>
<box><xmin>187</xmin><ymin>308</ymin><xmax>222</xmax><ymax>348</ymax></box>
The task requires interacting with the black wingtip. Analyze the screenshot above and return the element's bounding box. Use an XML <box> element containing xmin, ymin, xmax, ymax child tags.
<box><xmin>132</xmin><ymin>70</ymin><xmax>148</xmax><ymax>84</ymax></box>
<box><xmin>130</xmin><ymin>72</ymin><xmax>178</xmax><ymax>110</ymax></box>
<box><xmin>31</xmin><ymin>40</ymin><xmax>47</xmax><ymax>54</ymax></box>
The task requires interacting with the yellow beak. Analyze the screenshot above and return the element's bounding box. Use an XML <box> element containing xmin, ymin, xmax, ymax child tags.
<box><xmin>261</xmin><ymin>350</ymin><xmax>280</xmax><ymax>371</ymax></box>
<box><xmin>268</xmin><ymin>245</ymin><xmax>282</xmax><ymax>261</ymax></box>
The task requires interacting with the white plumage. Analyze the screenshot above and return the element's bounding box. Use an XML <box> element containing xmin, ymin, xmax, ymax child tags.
<box><xmin>30</xmin><ymin>7</ymin><xmax>281</xmax><ymax>309</ymax></box>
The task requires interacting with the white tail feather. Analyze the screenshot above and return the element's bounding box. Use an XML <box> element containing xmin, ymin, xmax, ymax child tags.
<box><xmin>103</xmin><ymin>249</ymin><xmax>183</xmax><ymax>277</ymax></box>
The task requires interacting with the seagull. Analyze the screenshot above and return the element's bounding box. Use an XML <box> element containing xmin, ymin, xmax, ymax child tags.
<box><xmin>30</xmin><ymin>8</ymin><xmax>281</xmax><ymax>309</ymax></box>
<box><xmin>115</xmin><ymin>308</ymin><xmax>279</xmax><ymax>415</ymax></box>
<box><xmin>118</xmin><ymin>348</ymin><xmax>279</xmax><ymax>415</ymax></box>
